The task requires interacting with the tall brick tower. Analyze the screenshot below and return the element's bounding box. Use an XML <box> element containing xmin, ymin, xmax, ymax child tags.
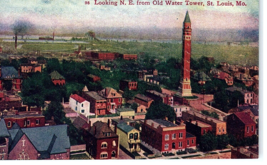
<box><xmin>181</xmin><ymin>11</ymin><xmax>192</xmax><ymax>97</ymax></box>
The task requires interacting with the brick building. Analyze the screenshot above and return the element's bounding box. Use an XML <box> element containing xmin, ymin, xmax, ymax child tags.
<box><xmin>145</xmin><ymin>90</ymin><xmax>173</xmax><ymax>106</ymax></box>
<box><xmin>227</xmin><ymin>112</ymin><xmax>256</xmax><ymax>139</ymax></box>
<box><xmin>50</xmin><ymin>71</ymin><xmax>65</xmax><ymax>85</ymax></box>
<box><xmin>231</xmin><ymin>145</ymin><xmax>258</xmax><ymax>159</ymax></box>
<box><xmin>82</xmin><ymin>91</ymin><xmax>107</xmax><ymax>115</ymax></box>
<box><xmin>140</xmin><ymin>119</ymin><xmax>196</xmax><ymax>153</ymax></box>
<box><xmin>173</xmin><ymin>105</ymin><xmax>190</xmax><ymax>118</ymax></box>
<box><xmin>84</xmin><ymin>121</ymin><xmax>119</xmax><ymax>159</ymax></box>
<box><xmin>99</xmin><ymin>87</ymin><xmax>122</xmax><ymax>113</ymax></box>
<box><xmin>185</xmin><ymin>120</ymin><xmax>212</xmax><ymax>143</ymax></box>
<box><xmin>121</xmin><ymin>54</ymin><xmax>137</xmax><ymax>60</ymax></box>
<box><xmin>20</xmin><ymin>64</ymin><xmax>42</xmax><ymax>73</ymax></box>
<box><xmin>134</xmin><ymin>94</ymin><xmax>154</xmax><ymax>108</ymax></box>
<box><xmin>119</xmin><ymin>80</ymin><xmax>138</xmax><ymax>91</ymax></box>
<box><xmin>226</xmin><ymin>86</ymin><xmax>258</xmax><ymax>105</ymax></box>
<box><xmin>182</xmin><ymin>111</ymin><xmax>227</xmax><ymax>136</ymax></box>
<box><xmin>0</xmin><ymin>66</ymin><xmax>22</xmax><ymax>92</ymax></box>
<box><xmin>0</xmin><ymin>119</ymin><xmax>70</xmax><ymax>160</ymax></box>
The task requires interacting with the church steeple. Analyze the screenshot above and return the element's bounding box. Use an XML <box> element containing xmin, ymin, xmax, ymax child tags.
<box><xmin>184</xmin><ymin>11</ymin><xmax>191</xmax><ymax>23</ymax></box>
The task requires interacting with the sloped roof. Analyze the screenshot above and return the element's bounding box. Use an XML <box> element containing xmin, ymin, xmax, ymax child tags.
<box><xmin>184</xmin><ymin>11</ymin><xmax>191</xmax><ymax>23</ymax></box>
<box><xmin>234</xmin><ymin>112</ymin><xmax>256</xmax><ymax>125</ymax></box>
<box><xmin>117</xmin><ymin>123</ymin><xmax>135</xmax><ymax>133</ymax></box>
<box><xmin>84</xmin><ymin>91</ymin><xmax>106</xmax><ymax>101</ymax></box>
<box><xmin>73</xmin><ymin>116</ymin><xmax>89</xmax><ymax>130</ymax></box>
<box><xmin>50</xmin><ymin>71</ymin><xmax>65</xmax><ymax>80</ymax></box>
<box><xmin>0</xmin><ymin>119</ymin><xmax>10</xmax><ymax>137</ymax></box>
<box><xmin>70</xmin><ymin>94</ymin><xmax>86</xmax><ymax>103</ymax></box>
<box><xmin>89</xmin><ymin>121</ymin><xmax>117</xmax><ymax>139</ymax></box>
<box><xmin>135</xmin><ymin>94</ymin><xmax>153</xmax><ymax>102</ymax></box>
<box><xmin>9</xmin><ymin>125</ymin><xmax>70</xmax><ymax>156</ymax></box>
<box><xmin>1</xmin><ymin>66</ymin><xmax>20</xmax><ymax>79</ymax></box>
<box><xmin>99</xmin><ymin>87</ymin><xmax>122</xmax><ymax>98</ymax></box>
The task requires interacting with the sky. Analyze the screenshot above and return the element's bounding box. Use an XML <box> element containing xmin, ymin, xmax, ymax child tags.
<box><xmin>0</xmin><ymin>0</ymin><xmax>259</xmax><ymax>33</ymax></box>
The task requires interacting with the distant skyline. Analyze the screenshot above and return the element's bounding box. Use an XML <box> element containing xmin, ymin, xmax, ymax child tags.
<box><xmin>0</xmin><ymin>0</ymin><xmax>259</xmax><ymax>34</ymax></box>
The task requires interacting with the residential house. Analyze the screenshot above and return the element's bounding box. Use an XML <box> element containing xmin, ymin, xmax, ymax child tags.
<box><xmin>50</xmin><ymin>71</ymin><xmax>65</xmax><ymax>85</ymax></box>
<box><xmin>134</xmin><ymin>94</ymin><xmax>153</xmax><ymax>108</ymax></box>
<box><xmin>145</xmin><ymin>90</ymin><xmax>173</xmax><ymax>106</ymax></box>
<box><xmin>185</xmin><ymin>120</ymin><xmax>213</xmax><ymax>143</ymax></box>
<box><xmin>238</xmin><ymin>104</ymin><xmax>259</xmax><ymax>123</ymax></box>
<box><xmin>84</xmin><ymin>121</ymin><xmax>119</xmax><ymax>159</ymax></box>
<box><xmin>121</xmin><ymin>54</ymin><xmax>137</xmax><ymax>60</ymax></box>
<box><xmin>234</xmin><ymin>72</ymin><xmax>254</xmax><ymax>87</ymax></box>
<box><xmin>119</xmin><ymin>80</ymin><xmax>138</xmax><ymax>91</ymax></box>
<box><xmin>226</xmin><ymin>86</ymin><xmax>258</xmax><ymax>105</ymax></box>
<box><xmin>227</xmin><ymin>112</ymin><xmax>256</xmax><ymax>139</ymax></box>
<box><xmin>182</xmin><ymin>111</ymin><xmax>227</xmax><ymax>136</ymax></box>
<box><xmin>20</xmin><ymin>64</ymin><xmax>42</xmax><ymax>73</ymax></box>
<box><xmin>69</xmin><ymin>94</ymin><xmax>90</xmax><ymax>117</ymax></box>
<box><xmin>140</xmin><ymin>119</ymin><xmax>196</xmax><ymax>153</ymax></box>
<box><xmin>231</xmin><ymin>145</ymin><xmax>258</xmax><ymax>159</ymax></box>
<box><xmin>0</xmin><ymin>119</ymin><xmax>70</xmax><ymax>160</ymax></box>
<box><xmin>0</xmin><ymin>66</ymin><xmax>22</xmax><ymax>91</ymax></box>
<box><xmin>82</xmin><ymin>91</ymin><xmax>107</xmax><ymax>115</ymax></box>
<box><xmin>116</xmin><ymin>123</ymin><xmax>141</xmax><ymax>152</ymax></box>
<box><xmin>173</xmin><ymin>105</ymin><xmax>190</xmax><ymax>118</ymax></box>
<box><xmin>210</xmin><ymin>68</ymin><xmax>233</xmax><ymax>86</ymax></box>
<box><xmin>99</xmin><ymin>87</ymin><xmax>122</xmax><ymax>113</ymax></box>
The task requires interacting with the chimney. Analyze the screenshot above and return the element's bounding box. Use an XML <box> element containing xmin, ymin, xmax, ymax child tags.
<box><xmin>107</xmin><ymin>119</ymin><xmax>110</xmax><ymax>127</ymax></box>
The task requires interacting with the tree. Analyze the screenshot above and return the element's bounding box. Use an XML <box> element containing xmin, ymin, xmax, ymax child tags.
<box><xmin>131</xmin><ymin>102</ymin><xmax>138</xmax><ymax>111</ymax></box>
<box><xmin>146</xmin><ymin>100</ymin><xmax>176</xmax><ymax>122</ymax></box>
<box><xmin>199</xmin><ymin>132</ymin><xmax>218</xmax><ymax>151</ymax></box>
<box><xmin>43</xmin><ymin>101</ymin><xmax>66</xmax><ymax>124</ymax></box>
<box><xmin>122</xmin><ymin>87</ymin><xmax>135</xmax><ymax>100</ymax></box>
<box><xmin>217</xmin><ymin>134</ymin><xmax>230</xmax><ymax>149</ymax></box>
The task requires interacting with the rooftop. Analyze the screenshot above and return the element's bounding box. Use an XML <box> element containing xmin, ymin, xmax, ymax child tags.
<box><xmin>1</xmin><ymin>66</ymin><xmax>20</xmax><ymax>79</ymax></box>
<box><xmin>50</xmin><ymin>71</ymin><xmax>65</xmax><ymax>80</ymax></box>
<box><xmin>146</xmin><ymin>90</ymin><xmax>169</xmax><ymax>98</ymax></box>
<box><xmin>233</xmin><ymin>112</ymin><xmax>256</xmax><ymax>125</ymax></box>
<box><xmin>117</xmin><ymin>108</ymin><xmax>135</xmax><ymax>112</ymax></box>
<box><xmin>70</xmin><ymin>94</ymin><xmax>86</xmax><ymax>103</ymax></box>
<box><xmin>186</xmin><ymin>132</ymin><xmax>195</xmax><ymax>138</ymax></box>
<box><xmin>190</xmin><ymin>120</ymin><xmax>212</xmax><ymax>128</ymax></box>
<box><xmin>146</xmin><ymin>119</ymin><xmax>178</xmax><ymax>129</ymax></box>
<box><xmin>117</xmin><ymin>123</ymin><xmax>135</xmax><ymax>133</ymax></box>
<box><xmin>135</xmin><ymin>94</ymin><xmax>153</xmax><ymax>102</ymax></box>
<box><xmin>185</xmin><ymin>111</ymin><xmax>224</xmax><ymax>124</ymax></box>
<box><xmin>89</xmin><ymin>121</ymin><xmax>117</xmax><ymax>139</ymax></box>
<box><xmin>84</xmin><ymin>91</ymin><xmax>106</xmax><ymax>101</ymax></box>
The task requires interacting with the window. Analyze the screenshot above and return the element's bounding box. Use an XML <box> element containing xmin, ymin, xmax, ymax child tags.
<box><xmin>179</xmin><ymin>142</ymin><xmax>183</xmax><ymax>148</ymax></box>
<box><xmin>81</xmin><ymin>110</ymin><xmax>85</xmax><ymax>113</ymax></box>
<box><xmin>187</xmin><ymin>140</ymin><xmax>189</xmax><ymax>146</ymax></box>
<box><xmin>251</xmin><ymin>126</ymin><xmax>254</xmax><ymax>132</ymax></box>
<box><xmin>81</xmin><ymin>104</ymin><xmax>83</xmax><ymax>107</ymax></box>
<box><xmin>101</xmin><ymin>142</ymin><xmax>107</xmax><ymax>149</ymax></box>
<box><xmin>111</xmin><ymin>99</ymin><xmax>114</xmax><ymax>102</ymax></box>
<box><xmin>107</xmin><ymin>106</ymin><xmax>110</xmax><ymax>109</ymax></box>
<box><xmin>75</xmin><ymin>107</ymin><xmax>77</xmax><ymax>111</ymax></box>
<box><xmin>111</xmin><ymin>151</ymin><xmax>116</xmax><ymax>158</ymax></box>
<box><xmin>164</xmin><ymin>144</ymin><xmax>169</xmax><ymax>150</ymax></box>
<box><xmin>76</xmin><ymin>101</ymin><xmax>78</xmax><ymax>105</ymax></box>
<box><xmin>134</xmin><ymin>133</ymin><xmax>138</xmax><ymax>140</ymax></box>
<box><xmin>100</xmin><ymin>152</ymin><xmax>108</xmax><ymax>159</ymax></box>
<box><xmin>118</xmin><ymin>98</ymin><xmax>121</xmax><ymax>103</ymax></box>
<box><xmin>129</xmin><ymin>133</ymin><xmax>133</xmax><ymax>139</ymax></box>
<box><xmin>179</xmin><ymin>133</ymin><xmax>183</xmax><ymax>138</ymax></box>
<box><xmin>247</xmin><ymin>126</ymin><xmax>249</xmax><ymax>133</ymax></box>
<box><xmin>165</xmin><ymin>134</ymin><xmax>169</xmax><ymax>141</ymax></box>
<box><xmin>27</xmin><ymin>120</ymin><xmax>30</xmax><ymax>126</ymax></box>
<box><xmin>36</xmin><ymin>119</ymin><xmax>40</xmax><ymax>125</ymax></box>
<box><xmin>192</xmin><ymin>140</ymin><xmax>194</xmax><ymax>144</ymax></box>
<box><xmin>24</xmin><ymin>120</ymin><xmax>27</xmax><ymax>127</ymax></box>
<box><xmin>172</xmin><ymin>133</ymin><xmax>176</xmax><ymax>139</ymax></box>
<box><xmin>7</xmin><ymin>121</ymin><xmax>11</xmax><ymax>127</ymax></box>
<box><xmin>112</xmin><ymin>140</ymin><xmax>116</xmax><ymax>147</ymax></box>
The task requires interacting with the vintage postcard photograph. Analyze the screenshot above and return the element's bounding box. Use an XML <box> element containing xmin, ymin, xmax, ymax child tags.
<box><xmin>0</xmin><ymin>0</ymin><xmax>260</xmax><ymax>160</ymax></box>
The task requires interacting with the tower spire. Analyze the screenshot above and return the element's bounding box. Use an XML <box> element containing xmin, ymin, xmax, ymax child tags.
<box><xmin>184</xmin><ymin>11</ymin><xmax>191</xmax><ymax>23</ymax></box>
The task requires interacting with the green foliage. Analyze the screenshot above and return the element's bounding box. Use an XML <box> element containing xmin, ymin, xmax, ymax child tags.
<box><xmin>122</xmin><ymin>87</ymin><xmax>135</xmax><ymax>100</ymax></box>
<box><xmin>131</xmin><ymin>102</ymin><xmax>138</xmax><ymax>111</ymax></box>
<box><xmin>199</xmin><ymin>132</ymin><xmax>218</xmax><ymax>152</ymax></box>
<box><xmin>146</xmin><ymin>100</ymin><xmax>176</xmax><ymax>122</ymax></box>
<box><xmin>46</xmin><ymin>58</ymin><xmax>62</xmax><ymax>74</ymax></box>
<box><xmin>201</xmin><ymin>110</ymin><xmax>219</xmax><ymax>119</ymax></box>
<box><xmin>217</xmin><ymin>134</ymin><xmax>230</xmax><ymax>149</ymax></box>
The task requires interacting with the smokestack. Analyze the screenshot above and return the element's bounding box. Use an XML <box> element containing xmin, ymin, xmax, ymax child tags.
<box><xmin>15</xmin><ymin>33</ymin><xmax>17</xmax><ymax>49</ymax></box>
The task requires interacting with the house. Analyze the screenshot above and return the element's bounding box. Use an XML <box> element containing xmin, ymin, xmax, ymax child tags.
<box><xmin>3</xmin><ymin>111</ymin><xmax>45</xmax><ymax>129</ymax></box>
<box><xmin>50</xmin><ymin>71</ymin><xmax>65</xmax><ymax>85</ymax></box>
<box><xmin>238</xmin><ymin>104</ymin><xmax>259</xmax><ymax>123</ymax></box>
<box><xmin>173</xmin><ymin>105</ymin><xmax>190</xmax><ymax>118</ymax></box>
<box><xmin>136</xmin><ymin>104</ymin><xmax>147</xmax><ymax>113</ymax></box>
<box><xmin>210</xmin><ymin>68</ymin><xmax>233</xmax><ymax>86</ymax></box>
<box><xmin>140</xmin><ymin>119</ymin><xmax>196</xmax><ymax>153</ymax></box>
<box><xmin>0</xmin><ymin>66</ymin><xmax>22</xmax><ymax>91</ymax></box>
<box><xmin>20</xmin><ymin>64</ymin><xmax>42</xmax><ymax>73</ymax></box>
<box><xmin>226</xmin><ymin>86</ymin><xmax>258</xmax><ymax>105</ymax></box>
<box><xmin>234</xmin><ymin>72</ymin><xmax>254</xmax><ymax>87</ymax></box>
<box><xmin>82</xmin><ymin>91</ymin><xmax>107</xmax><ymax>115</ymax></box>
<box><xmin>0</xmin><ymin>91</ymin><xmax>25</xmax><ymax>111</ymax></box>
<box><xmin>99</xmin><ymin>87</ymin><xmax>122</xmax><ymax>114</ymax></box>
<box><xmin>134</xmin><ymin>94</ymin><xmax>154</xmax><ymax>108</ymax></box>
<box><xmin>121</xmin><ymin>54</ymin><xmax>137</xmax><ymax>60</ymax></box>
<box><xmin>87</xmin><ymin>74</ymin><xmax>101</xmax><ymax>82</ymax></box>
<box><xmin>231</xmin><ymin>145</ymin><xmax>258</xmax><ymax>159</ymax></box>
<box><xmin>0</xmin><ymin>119</ymin><xmax>71</xmax><ymax>160</ymax></box>
<box><xmin>72</xmin><ymin>115</ymin><xmax>90</xmax><ymax>130</ymax></box>
<box><xmin>69</xmin><ymin>94</ymin><xmax>90</xmax><ymax>117</ymax></box>
<box><xmin>119</xmin><ymin>80</ymin><xmax>138</xmax><ymax>91</ymax></box>
<box><xmin>182</xmin><ymin>111</ymin><xmax>227</xmax><ymax>136</ymax></box>
<box><xmin>84</xmin><ymin>121</ymin><xmax>119</xmax><ymax>159</ymax></box>
<box><xmin>185</xmin><ymin>120</ymin><xmax>213</xmax><ymax>143</ymax></box>
<box><xmin>116</xmin><ymin>123</ymin><xmax>141</xmax><ymax>152</ymax></box>
<box><xmin>227</xmin><ymin>112</ymin><xmax>256</xmax><ymax>139</ymax></box>
<box><xmin>145</xmin><ymin>90</ymin><xmax>173</xmax><ymax>106</ymax></box>
<box><xmin>116</xmin><ymin>108</ymin><xmax>135</xmax><ymax>118</ymax></box>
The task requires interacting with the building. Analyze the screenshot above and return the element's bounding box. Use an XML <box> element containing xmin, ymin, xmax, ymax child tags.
<box><xmin>182</xmin><ymin>111</ymin><xmax>227</xmax><ymax>136</ymax></box>
<box><xmin>185</xmin><ymin>120</ymin><xmax>212</xmax><ymax>143</ymax></box>
<box><xmin>84</xmin><ymin>121</ymin><xmax>119</xmax><ymax>159</ymax></box>
<box><xmin>238</xmin><ymin>104</ymin><xmax>259</xmax><ymax>123</ymax></box>
<box><xmin>173</xmin><ymin>105</ymin><xmax>190</xmax><ymax>118</ymax></box>
<box><xmin>82</xmin><ymin>91</ymin><xmax>107</xmax><ymax>115</ymax></box>
<box><xmin>121</xmin><ymin>54</ymin><xmax>137</xmax><ymax>60</ymax></box>
<box><xmin>231</xmin><ymin>145</ymin><xmax>258</xmax><ymax>159</ymax></box>
<box><xmin>141</xmin><ymin>119</ymin><xmax>196</xmax><ymax>153</ymax></box>
<box><xmin>181</xmin><ymin>11</ymin><xmax>192</xmax><ymax>97</ymax></box>
<box><xmin>99</xmin><ymin>87</ymin><xmax>122</xmax><ymax>113</ymax></box>
<box><xmin>116</xmin><ymin>108</ymin><xmax>135</xmax><ymax>118</ymax></box>
<box><xmin>87</xmin><ymin>74</ymin><xmax>101</xmax><ymax>82</ymax></box>
<box><xmin>69</xmin><ymin>94</ymin><xmax>90</xmax><ymax>117</ymax></box>
<box><xmin>20</xmin><ymin>64</ymin><xmax>42</xmax><ymax>73</ymax></box>
<box><xmin>0</xmin><ymin>66</ymin><xmax>22</xmax><ymax>91</ymax></box>
<box><xmin>3</xmin><ymin>112</ymin><xmax>45</xmax><ymax>129</ymax></box>
<box><xmin>227</xmin><ymin>112</ymin><xmax>256</xmax><ymax>139</ymax></box>
<box><xmin>119</xmin><ymin>80</ymin><xmax>138</xmax><ymax>91</ymax></box>
<box><xmin>0</xmin><ymin>91</ymin><xmax>25</xmax><ymax>111</ymax></box>
<box><xmin>50</xmin><ymin>71</ymin><xmax>65</xmax><ymax>85</ymax></box>
<box><xmin>116</xmin><ymin>123</ymin><xmax>141</xmax><ymax>152</ymax></box>
<box><xmin>134</xmin><ymin>94</ymin><xmax>154</xmax><ymax>108</ymax></box>
<box><xmin>145</xmin><ymin>90</ymin><xmax>173</xmax><ymax>106</ymax></box>
<box><xmin>226</xmin><ymin>86</ymin><xmax>258</xmax><ymax>105</ymax></box>
<box><xmin>0</xmin><ymin>119</ymin><xmax>70</xmax><ymax>160</ymax></box>
<box><xmin>211</xmin><ymin>70</ymin><xmax>233</xmax><ymax>86</ymax></box>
